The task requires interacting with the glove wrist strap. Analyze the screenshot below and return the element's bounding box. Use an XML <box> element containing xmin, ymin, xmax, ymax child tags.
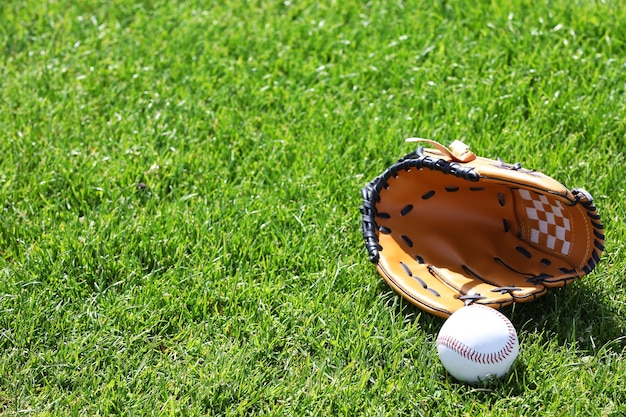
<box><xmin>405</xmin><ymin>138</ymin><xmax>477</xmax><ymax>163</ymax></box>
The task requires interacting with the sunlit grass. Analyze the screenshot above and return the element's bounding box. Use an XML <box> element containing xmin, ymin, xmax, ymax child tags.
<box><xmin>1</xmin><ymin>0</ymin><xmax>625</xmax><ymax>415</ymax></box>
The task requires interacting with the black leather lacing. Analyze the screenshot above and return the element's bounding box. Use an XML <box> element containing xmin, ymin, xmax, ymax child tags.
<box><xmin>572</xmin><ymin>188</ymin><xmax>605</xmax><ymax>274</ymax></box>
<box><xmin>360</xmin><ymin>151</ymin><xmax>478</xmax><ymax>263</ymax></box>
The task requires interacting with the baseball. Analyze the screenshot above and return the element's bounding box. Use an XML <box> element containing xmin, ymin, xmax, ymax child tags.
<box><xmin>436</xmin><ymin>304</ymin><xmax>519</xmax><ymax>384</ymax></box>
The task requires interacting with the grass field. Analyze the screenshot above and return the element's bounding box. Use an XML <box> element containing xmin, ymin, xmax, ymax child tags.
<box><xmin>1</xmin><ymin>0</ymin><xmax>625</xmax><ymax>415</ymax></box>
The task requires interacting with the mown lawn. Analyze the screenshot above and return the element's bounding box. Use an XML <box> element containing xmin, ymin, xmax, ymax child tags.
<box><xmin>1</xmin><ymin>0</ymin><xmax>625</xmax><ymax>415</ymax></box>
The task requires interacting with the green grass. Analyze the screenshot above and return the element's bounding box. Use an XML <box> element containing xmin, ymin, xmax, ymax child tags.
<box><xmin>1</xmin><ymin>0</ymin><xmax>625</xmax><ymax>415</ymax></box>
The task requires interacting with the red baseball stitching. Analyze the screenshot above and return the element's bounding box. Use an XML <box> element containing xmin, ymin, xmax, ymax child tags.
<box><xmin>436</xmin><ymin>306</ymin><xmax>517</xmax><ymax>365</ymax></box>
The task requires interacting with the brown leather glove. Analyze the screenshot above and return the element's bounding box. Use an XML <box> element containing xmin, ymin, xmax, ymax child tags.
<box><xmin>361</xmin><ymin>139</ymin><xmax>605</xmax><ymax>318</ymax></box>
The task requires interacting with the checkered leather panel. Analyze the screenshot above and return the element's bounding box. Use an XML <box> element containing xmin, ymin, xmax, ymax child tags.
<box><xmin>516</xmin><ymin>189</ymin><xmax>572</xmax><ymax>255</ymax></box>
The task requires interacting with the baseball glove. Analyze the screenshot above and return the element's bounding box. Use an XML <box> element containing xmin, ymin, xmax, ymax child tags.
<box><xmin>361</xmin><ymin>139</ymin><xmax>604</xmax><ymax>318</ymax></box>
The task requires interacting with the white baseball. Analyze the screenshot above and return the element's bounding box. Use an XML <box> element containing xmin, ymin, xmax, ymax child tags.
<box><xmin>436</xmin><ymin>304</ymin><xmax>519</xmax><ymax>384</ymax></box>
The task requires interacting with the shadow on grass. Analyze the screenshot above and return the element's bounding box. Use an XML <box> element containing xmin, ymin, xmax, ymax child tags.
<box><xmin>379</xmin><ymin>276</ymin><xmax>625</xmax><ymax>352</ymax></box>
<box><xmin>507</xmin><ymin>279</ymin><xmax>626</xmax><ymax>352</ymax></box>
<box><xmin>377</xmin><ymin>276</ymin><xmax>625</xmax><ymax>401</ymax></box>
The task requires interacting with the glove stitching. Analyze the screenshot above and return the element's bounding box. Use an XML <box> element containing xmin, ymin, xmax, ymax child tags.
<box><xmin>361</xmin><ymin>155</ymin><xmax>479</xmax><ymax>263</ymax></box>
